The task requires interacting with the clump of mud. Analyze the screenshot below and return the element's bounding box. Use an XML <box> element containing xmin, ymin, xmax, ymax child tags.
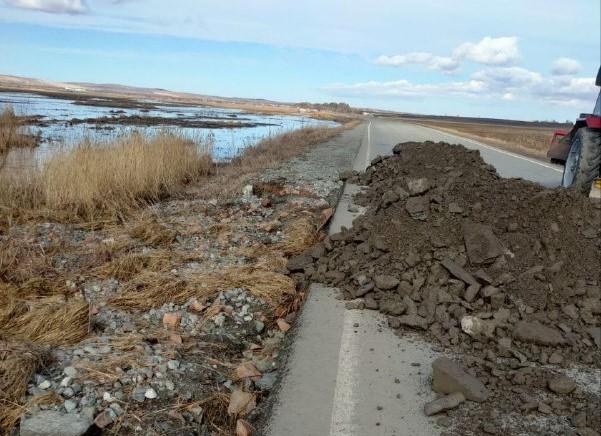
<box><xmin>293</xmin><ymin>142</ymin><xmax>600</xmax><ymax>435</ymax></box>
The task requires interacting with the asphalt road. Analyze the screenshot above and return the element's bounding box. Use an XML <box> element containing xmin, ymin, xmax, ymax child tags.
<box><xmin>369</xmin><ymin>118</ymin><xmax>564</xmax><ymax>187</ymax></box>
<box><xmin>264</xmin><ymin>118</ymin><xmax>564</xmax><ymax>436</ymax></box>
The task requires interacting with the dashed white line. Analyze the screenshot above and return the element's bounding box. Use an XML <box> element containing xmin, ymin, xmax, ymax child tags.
<box><xmin>329</xmin><ymin>309</ymin><xmax>362</xmax><ymax>436</ymax></box>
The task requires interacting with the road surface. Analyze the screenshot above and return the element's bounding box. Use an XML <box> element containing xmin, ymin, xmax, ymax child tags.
<box><xmin>264</xmin><ymin>118</ymin><xmax>563</xmax><ymax>436</ymax></box>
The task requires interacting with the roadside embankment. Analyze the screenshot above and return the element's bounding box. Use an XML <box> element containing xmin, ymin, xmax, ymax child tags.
<box><xmin>0</xmin><ymin>121</ymin><xmax>363</xmax><ymax>435</ymax></box>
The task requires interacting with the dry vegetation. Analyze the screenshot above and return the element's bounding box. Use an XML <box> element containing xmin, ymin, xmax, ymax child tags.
<box><xmin>0</xmin><ymin>106</ymin><xmax>38</xmax><ymax>155</ymax></box>
<box><xmin>198</xmin><ymin>121</ymin><xmax>359</xmax><ymax>199</ymax></box>
<box><xmin>0</xmin><ymin>132</ymin><xmax>213</xmax><ymax>222</ymax></box>
<box><xmin>0</xmin><ymin>119</ymin><xmax>356</xmax><ymax>433</ymax></box>
<box><xmin>409</xmin><ymin>119</ymin><xmax>560</xmax><ymax>158</ymax></box>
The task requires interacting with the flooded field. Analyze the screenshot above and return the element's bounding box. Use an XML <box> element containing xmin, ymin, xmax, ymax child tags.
<box><xmin>0</xmin><ymin>92</ymin><xmax>337</xmax><ymax>163</ymax></box>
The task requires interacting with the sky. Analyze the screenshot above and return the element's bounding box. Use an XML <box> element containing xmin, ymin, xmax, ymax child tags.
<box><xmin>0</xmin><ymin>0</ymin><xmax>599</xmax><ymax>121</ymax></box>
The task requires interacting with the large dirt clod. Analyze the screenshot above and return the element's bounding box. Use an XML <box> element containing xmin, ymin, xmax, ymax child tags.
<box><xmin>432</xmin><ymin>357</ymin><xmax>490</xmax><ymax>402</ymax></box>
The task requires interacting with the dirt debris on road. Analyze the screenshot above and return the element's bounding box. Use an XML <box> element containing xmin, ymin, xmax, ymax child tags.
<box><xmin>294</xmin><ymin>141</ymin><xmax>600</xmax><ymax>435</ymax></box>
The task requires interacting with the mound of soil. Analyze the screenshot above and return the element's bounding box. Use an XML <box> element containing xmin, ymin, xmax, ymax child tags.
<box><xmin>294</xmin><ymin>142</ymin><xmax>600</xmax><ymax>435</ymax></box>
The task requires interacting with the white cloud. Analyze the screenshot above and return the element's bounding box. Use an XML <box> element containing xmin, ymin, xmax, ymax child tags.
<box><xmin>453</xmin><ymin>36</ymin><xmax>519</xmax><ymax>66</ymax></box>
<box><xmin>375</xmin><ymin>36</ymin><xmax>519</xmax><ymax>75</ymax></box>
<box><xmin>551</xmin><ymin>57</ymin><xmax>582</xmax><ymax>75</ymax></box>
<box><xmin>325</xmin><ymin>66</ymin><xmax>597</xmax><ymax>108</ymax></box>
<box><xmin>375</xmin><ymin>52</ymin><xmax>460</xmax><ymax>73</ymax></box>
<box><xmin>472</xmin><ymin>67</ymin><xmax>542</xmax><ymax>87</ymax></box>
<box><xmin>4</xmin><ymin>0</ymin><xmax>87</xmax><ymax>14</ymax></box>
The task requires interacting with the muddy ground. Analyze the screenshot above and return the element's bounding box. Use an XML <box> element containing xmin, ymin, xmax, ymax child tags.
<box><xmin>17</xmin><ymin>114</ymin><xmax>271</xmax><ymax>130</ymax></box>
<box><xmin>292</xmin><ymin>141</ymin><xmax>600</xmax><ymax>435</ymax></box>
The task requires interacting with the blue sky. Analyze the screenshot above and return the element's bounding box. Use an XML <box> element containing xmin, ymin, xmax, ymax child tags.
<box><xmin>0</xmin><ymin>0</ymin><xmax>599</xmax><ymax>121</ymax></box>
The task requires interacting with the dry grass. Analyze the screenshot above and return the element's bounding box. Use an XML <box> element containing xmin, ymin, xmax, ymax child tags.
<box><xmin>275</xmin><ymin>217</ymin><xmax>317</xmax><ymax>255</ymax></box>
<box><xmin>110</xmin><ymin>267</ymin><xmax>296</xmax><ymax>310</ymax></box>
<box><xmin>0</xmin><ymin>106</ymin><xmax>38</xmax><ymax>155</ymax></box>
<box><xmin>0</xmin><ymin>239</ymin><xmax>58</xmax><ymax>286</ymax></box>
<box><xmin>0</xmin><ymin>296</ymin><xmax>89</xmax><ymax>346</ymax></box>
<box><xmin>0</xmin><ymin>342</ymin><xmax>45</xmax><ymax>430</ymax></box>
<box><xmin>129</xmin><ymin>215</ymin><xmax>178</xmax><ymax>247</ymax></box>
<box><xmin>0</xmin><ymin>132</ymin><xmax>213</xmax><ymax>221</ymax></box>
<box><xmin>409</xmin><ymin>119</ymin><xmax>558</xmax><ymax>157</ymax></box>
<box><xmin>95</xmin><ymin>249</ymin><xmax>176</xmax><ymax>281</ymax></box>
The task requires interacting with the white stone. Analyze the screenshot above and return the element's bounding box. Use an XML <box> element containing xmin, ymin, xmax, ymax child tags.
<box><xmin>144</xmin><ymin>388</ymin><xmax>158</xmax><ymax>399</ymax></box>
<box><xmin>242</xmin><ymin>185</ymin><xmax>253</xmax><ymax>197</ymax></box>
<box><xmin>63</xmin><ymin>367</ymin><xmax>78</xmax><ymax>377</ymax></box>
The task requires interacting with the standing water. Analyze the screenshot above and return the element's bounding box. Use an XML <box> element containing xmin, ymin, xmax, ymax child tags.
<box><xmin>0</xmin><ymin>92</ymin><xmax>338</xmax><ymax>163</ymax></box>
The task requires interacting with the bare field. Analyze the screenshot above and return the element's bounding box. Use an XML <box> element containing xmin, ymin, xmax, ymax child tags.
<box><xmin>405</xmin><ymin>118</ymin><xmax>563</xmax><ymax>158</ymax></box>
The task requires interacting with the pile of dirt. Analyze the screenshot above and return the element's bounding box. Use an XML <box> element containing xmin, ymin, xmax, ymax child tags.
<box><xmin>292</xmin><ymin>142</ymin><xmax>600</xmax><ymax>435</ymax></box>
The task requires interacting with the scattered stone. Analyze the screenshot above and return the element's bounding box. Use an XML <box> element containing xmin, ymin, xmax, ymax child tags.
<box><xmin>424</xmin><ymin>392</ymin><xmax>466</xmax><ymax>416</ymax></box>
<box><xmin>236</xmin><ymin>419</ymin><xmax>254</xmax><ymax>436</ymax></box>
<box><xmin>254</xmin><ymin>320</ymin><xmax>265</xmax><ymax>334</ymax></box>
<box><xmin>441</xmin><ymin>258</ymin><xmax>477</xmax><ymax>286</ymax></box>
<box><xmin>481</xmin><ymin>286</ymin><xmax>500</xmax><ymax>298</ymax></box>
<box><xmin>236</xmin><ymin>362</ymin><xmax>261</xmax><ymax>380</ymax></box>
<box><xmin>374</xmin><ymin>274</ymin><xmax>400</xmax><ymax>290</ymax></box>
<box><xmin>276</xmin><ymin>318</ymin><xmax>291</xmax><ymax>332</ymax></box>
<box><xmin>255</xmin><ymin>373</ymin><xmax>277</xmax><ymax>391</ymax></box>
<box><xmin>63</xmin><ymin>400</ymin><xmax>77</xmax><ymax>413</ymax></box>
<box><xmin>461</xmin><ymin>316</ymin><xmax>496</xmax><ymax>338</ymax></box>
<box><xmin>405</xmin><ymin>196</ymin><xmax>429</xmax><ymax>221</ymax></box>
<box><xmin>287</xmin><ymin>254</ymin><xmax>313</xmax><ymax>272</ymax></box>
<box><xmin>38</xmin><ymin>380</ymin><xmax>51</xmax><ymax>390</ymax></box>
<box><xmin>145</xmin><ymin>388</ymin><xmax>158</xmax><ymax>399</ymax></box>
<box><xmin>20</xmin><ymin>411</ymin><xmax>92</xmax><ymax>436</ymax></box>
<box><xmin>167</xmin><ymin>360</ymin><xmax>180</xmax><ymax>370</ymax></box>
<box><xmin>227</xmin><ymin>390</ymin><xmax>256</xmax><ymax>416</ymax></box>
<box><xmin>63</xmin><ymin>367</ymin><xmax>78</xmax><ymax>378</ymax></box>
<box><xmin>162</xmin><ymin>312</ymin><xmax>182</xmax><ymax>329</ymax></box>
<box><xmin>432</xmin><ymin>357</ymin><xmax>489</xmax><ymax>402</ymax></box>
<box><xmin>94</xmin><ymin>410</ymin><xmax>115</xmax><ymax>429</ymax></box>
<box><xmin>463</xmin><ymin>222</ymin><xmax>504</xmax><ymax>265</ymax></box>
<box><xmin>538</xmin><ymin>402</ymin><xmax>553</xmax><ymax>414</ymax></box>
<box><xmin>382</xmin><ymin>190</ymin><xmax>399</xmax><ymax>206</ymax></box>
<box><xmin>397</xmin><ymin>314</ymin><xmax>429</xmax><ymax>330</ymax></box>
<box><xmin>463</xmin><ymin>283</ymin><xmax>481</xmax><ymax>302</ymax></box>
<box><xmin>548</xmin><ymin>352</ymin><xmax>564</xmax><ymax>365</ymax></box>
<box><xmin>513</xmin><ymin>321</ymin><xmax>565</xmax><ymax>346</ymax></box>
<box><xmin>407</xmin><ymin>178</ymin><xmax>430</xmax><ymax>195</ymax></box>
<box><xmin>548</xmin><ymin>375</ymin><xmax>577</xmax><ymax>394</ymax></box>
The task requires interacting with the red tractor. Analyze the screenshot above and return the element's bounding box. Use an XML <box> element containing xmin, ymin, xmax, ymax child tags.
<box><xmin>548</xmin><ymin>66</ymin><xmax>601</xmax><ymax>197</ymax></box>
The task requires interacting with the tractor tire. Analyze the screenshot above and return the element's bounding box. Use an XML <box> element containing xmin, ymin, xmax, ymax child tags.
<box><xmin>562</xmin><ymin>127</ymin><xmax>601</xmax><ymax>193</ymax></box>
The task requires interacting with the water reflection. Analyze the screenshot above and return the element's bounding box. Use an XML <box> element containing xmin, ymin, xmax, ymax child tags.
<box><xmin>0</xmin><ymin>92</ymin><xmax>337</xmax><ymax>163</ymax></box>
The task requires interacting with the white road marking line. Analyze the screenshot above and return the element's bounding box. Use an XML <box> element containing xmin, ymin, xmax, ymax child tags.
<box><xmin>419</xmin><ymin>124</ymin><xmax>564</xmax><ymax>173</ymax></box>
<box><xmin>329</xmin><ymin>309</ymin><xmax>361</xmax><ymax>436</ymax></box>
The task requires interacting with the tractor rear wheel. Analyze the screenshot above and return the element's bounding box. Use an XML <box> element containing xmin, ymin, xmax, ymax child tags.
<box><xmin>562</xmin><ymin>127</ymin><xmax>601</xmax><ymax>193</ymax></box>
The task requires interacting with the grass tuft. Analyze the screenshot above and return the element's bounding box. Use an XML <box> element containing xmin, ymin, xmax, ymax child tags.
<box><xmin>110</xmin><ymin>267</ymin><xmax>296</xmax><ymax>310</ymax></box>
<box><xmin>0</xmin><ymin>106</ymin><xmax>38</xmax><ymax>155</ymax></box>
<box><xmin>0</xmin><ymin>342</ymin><xmax>45</xmax><ymax>431</ymax></box>
<box><xmin>0</xmin><ymin>297</ymin><xmax>89</xmax><ymax>346</ymax></box>
<box><xmin>0</xmin><ymin>132</ymin><xmax>213</xmax><ymax>220</ymax></box>
<box><xmin>275</xmin><ymin>217</ymin><xmax>317</xmax><ymax>255</ymax></box>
